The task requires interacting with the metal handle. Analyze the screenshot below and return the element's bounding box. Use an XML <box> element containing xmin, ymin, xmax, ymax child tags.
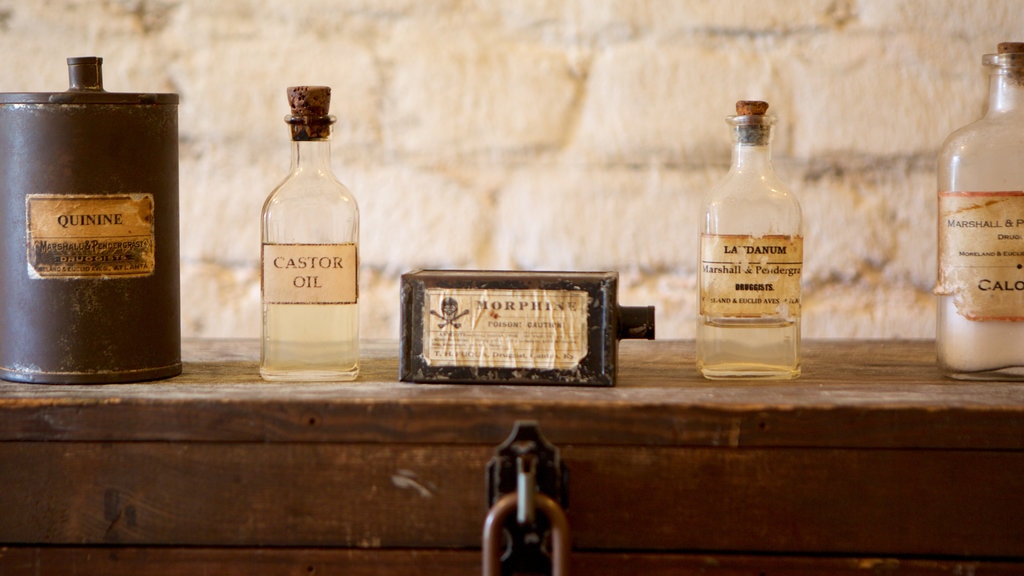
<box><xmin>485</xmin><ymin>421</ymin><xmax>569</xmax><ymax>575</ymax></box>
<box><xmin>483</xmin><ymin>492</ymin><xmax>570</xmax><ymax>576</ymax></box>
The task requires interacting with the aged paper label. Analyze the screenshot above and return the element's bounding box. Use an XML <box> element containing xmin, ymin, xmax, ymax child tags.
<box><xmin>700</xmin><ymin>234</ymin><xmax>803</xmax><ymax>318</ymax></box>
<box><xmin>937</xmin><ymin>191</ymin><xmax>1024</xmax><ymax>320</ymax></box>
<box><xmin>422</xmin><ymin>288</ymin><xmax>589</xmax><ymax>369</ymax></box>
<box><xmin>262</xmin><ymin>243</ymin><xmax>358</xmax><ymax>305</ymax></box>
<box><xmin>26</xmin><ymin>194</ymin><xmax>156</xmax><ymax>278</ymax></box>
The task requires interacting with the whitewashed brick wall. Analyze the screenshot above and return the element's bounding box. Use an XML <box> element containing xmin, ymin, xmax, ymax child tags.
<box><xmin>2</xmin><ymin>0</ymin><xmax>1022</xmax><ymax>340</ymax></box>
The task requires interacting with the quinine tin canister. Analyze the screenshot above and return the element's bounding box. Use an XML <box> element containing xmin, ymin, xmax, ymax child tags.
<box><xmin>0</xmin><ymin>57</ymin><xmax>181</xmax><ymax>383</ymax></box>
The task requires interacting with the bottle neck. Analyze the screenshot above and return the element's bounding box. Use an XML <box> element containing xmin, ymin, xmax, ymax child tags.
<box><xmin>987</xmin><ymin>66</ymin><xmax>1024</xmax><ymax>115</ymax></box>
<box><xmin>290</xmin><ymin>138</ymin><xmax>333</xmax><ymax>174</ymax></box>
<box><xmin>731</xmin><ymin>126</ymin><xmax>775</xmax><ymax>173</ymax></box>
<box><xmin>617</xmin><ymin>305</ymin><xmax>655</xmax><ymax>340</ymax></box>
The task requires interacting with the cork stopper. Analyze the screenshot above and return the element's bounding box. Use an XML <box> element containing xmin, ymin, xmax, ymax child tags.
<box><xmin>998</xmin><ymin>42</ymin><xmax>1024</xmax><ymax>54</ymax></box>
<box><xmin>729</xmin><ymin>100</ymin><xmax>774</xmax><ymax>145</ymax></box>
<box><xmin>286</xmin><ymin>86</ymin><xmax>334</xmax><ymax>141</ymax></box>
<box><xmin>736</xmin><ymin>100</ymin><xmax>769</xmax><ymax>116</ymax></box>
<box><xmin>288</xmin><ymin>86</ymin><xmax>331</xmax><ymax>116</ymax></box>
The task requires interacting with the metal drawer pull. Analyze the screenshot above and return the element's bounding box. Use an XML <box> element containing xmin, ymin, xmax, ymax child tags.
<box><xmin>483</xmin><ymin>491</ymin><xmax>570</xmax><ymax>576</ymax></box>
<box><xmin>484</xmin><ymin>421</ymin><xmax>571</xmax><ymax>575</ymax></box>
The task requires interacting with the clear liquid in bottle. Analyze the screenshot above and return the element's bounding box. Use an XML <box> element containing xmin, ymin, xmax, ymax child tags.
<box><xmin>698</xmin><ymin>100</ymin><xmax>803</xmax><ymax>380</ymax></box>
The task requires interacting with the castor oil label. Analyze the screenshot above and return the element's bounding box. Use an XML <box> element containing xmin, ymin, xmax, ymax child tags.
<box><xmin>937</xmin><ymin>191</ymin><xmax>1024</xmax><ymax>320</ymax></box>
<box><xmin>26</xmin><ymin>194</ymin><xmax>156</xmax><ymax>278</ymax></box>
<box><xmin>422</xmin><ymin>288</ymin><xmax>589</xmax><ymax>370</ymax></box>
<box><xmin>700</xmin><ymin>234</ymin><xmax>803</xmax><ymax>318</ymax></box>
<box><xmin>262</xmin><ymin>243</ymin><xmax>358</xmax><ymax>305</ymax></box>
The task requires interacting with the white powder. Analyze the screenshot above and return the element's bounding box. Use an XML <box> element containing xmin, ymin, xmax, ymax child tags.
<box><xmin>937</xmin><ymin>296</ymin><xmax>1024</xmax><ymax>376</ymax></box>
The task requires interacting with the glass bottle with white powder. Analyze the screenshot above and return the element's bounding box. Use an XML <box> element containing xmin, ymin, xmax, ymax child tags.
<box><xmin>937</xmin><ymin>43</ymin><xmax>1024</xmax><ymax>379</ymax></box>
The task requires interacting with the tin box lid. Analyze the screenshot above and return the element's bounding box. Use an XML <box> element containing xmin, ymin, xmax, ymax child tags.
<box><xmin>0</xmin><ymin>57</ymin><xmax>178</xmax><ymax>105</ymax></box>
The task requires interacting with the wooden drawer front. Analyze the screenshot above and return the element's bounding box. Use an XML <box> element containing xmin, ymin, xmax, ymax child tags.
<box><xmin>1</xmin><ymin>442</ymin><xmax>1020</xmax><ymax>558</ymax></box>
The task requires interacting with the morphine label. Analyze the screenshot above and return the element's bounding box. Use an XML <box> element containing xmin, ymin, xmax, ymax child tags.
<box><xmin>422</xmin><ymin>287</ymin><xmax>589</xmax><ymax>369</ymax></box>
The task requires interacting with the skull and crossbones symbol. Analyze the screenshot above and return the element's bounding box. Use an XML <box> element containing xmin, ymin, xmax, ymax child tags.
<box><xmin>430</xmin><ymin>296</ymin><xmax>470</xmax><ymax>329</ymax></box>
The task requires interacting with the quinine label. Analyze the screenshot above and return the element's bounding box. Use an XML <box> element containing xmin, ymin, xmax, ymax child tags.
<box><xmin>700</xmin><ymin>234</ymin><xmax>803</xmax><ymax>318</ymax></box>
<box><xmin>26</xmin><ymin>194</ymin><xmax>156</xmax><ymax>278</ymax></box>
<box><xmin>937</xmin><ymin>191</ymin><xmax>1024</xmax><ymax>320</ymax></box>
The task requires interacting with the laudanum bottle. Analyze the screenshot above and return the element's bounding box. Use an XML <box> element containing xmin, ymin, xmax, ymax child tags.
<box><xmin>261</xmin><ymin>86</ymin><xmax>359</xmax><ymax>381</ymax></box>
<box><xmin>698</xmin><ymin>100</ymin><xmax>803</xmax><ymax>379</ymax></box>
<box><xmin>936</xmin><ymin>42</ymin><xmax>1024</xmax><ymax>379</ymax></box>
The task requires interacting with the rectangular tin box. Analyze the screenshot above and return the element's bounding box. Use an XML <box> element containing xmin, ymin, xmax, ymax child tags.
<box><xmin>399</xmin><ymin>270</ymin><xmax>654</xmax><ymax>386</ymax></box>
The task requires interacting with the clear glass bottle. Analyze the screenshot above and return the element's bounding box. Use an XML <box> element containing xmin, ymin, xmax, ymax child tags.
<box><xmin>936</xmin><ymin>42</ymin><xmax>1024</xmax><ymax>379</ymax></box>
<box><xmin>698</xmin><ymin>100</ymin><xmax>803</xmax><ymax>379</ymax></box>
<box><xmin>261</xmin><ymin>86</ymin><xmax>359</xmax><ymax>381</ymax></box>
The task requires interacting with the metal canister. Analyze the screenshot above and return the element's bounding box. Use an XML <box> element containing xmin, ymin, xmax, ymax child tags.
<box><xmin>0</xmin><ymin>57</ymin><xmax>180</xmax><ymax>383</ymax></box>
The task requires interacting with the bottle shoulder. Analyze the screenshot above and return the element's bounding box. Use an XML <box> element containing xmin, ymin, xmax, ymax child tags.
<box><xmin>261</xmin><ymin>170</ymin><xmax>360</xmax><ymax>244</ymax></box>
<box><xmin>263</xmin><ymin>172</ymin><xmax>358</xmax><ymax>210</ymax></box>
<box><xmin>941</xmin><ymin>114</ymin><xmax>1024</xmax><ymax>156</ymax></box>
<box><xmin>703</xmin><ymin>171</ymin><xmax>801</xmax><ymax>236</ymax></box>
<box><xmin>939</xmin><ymin>115</ymin><xmax>1024</xmax><ymax>190</ymax></box>
<box><xmin>705</xmin><ymin>170</ymin><xmax>801</xmax><ymax>208</ymax></box>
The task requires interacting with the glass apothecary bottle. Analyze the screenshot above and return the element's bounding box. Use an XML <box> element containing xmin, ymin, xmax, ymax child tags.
<box><xmin>698</xmin><ymin>100</ymin><xmax>803</xmax><ymax>379</ymax></box>
<box><xmin>937</xmin><ymin>42</ymin><xmax>1024</xmax><ymax>379</ymax></box>
<box><xmin>261</xmin><ymin>86</ymin><xmax>359</xmax><ymax>381</ymax></box>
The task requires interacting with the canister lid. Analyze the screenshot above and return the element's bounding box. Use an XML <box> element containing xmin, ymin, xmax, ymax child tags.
<box><xmin>0</xmin><ymin>56</ymin><xmax>178</xmax><ymax>105</ymax></box>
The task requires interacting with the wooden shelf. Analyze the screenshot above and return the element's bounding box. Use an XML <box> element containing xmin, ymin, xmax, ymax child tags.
<box><xmin>1</xmin><ymin>339</ymin><xmax>1022</xmax><ymax>574</ymax></box>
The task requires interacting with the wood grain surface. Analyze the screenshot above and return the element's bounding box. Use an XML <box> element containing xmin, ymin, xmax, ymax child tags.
<box><xmin>0</xmin><ymin>340</ymin><xmax>1021</xmax><ymax>573</ymax></box>
<box><xmin>1</xmin><ymin>340</ymin><xmax>1022</xmax><ymax>449</ymax></box>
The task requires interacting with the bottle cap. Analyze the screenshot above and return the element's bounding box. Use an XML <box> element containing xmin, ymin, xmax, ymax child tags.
<box><xmin>998</xmin><ymin>42</ymin><xmax>1024</xmax><ymax>54</ymax></box>
<box><xmin>67</xmin><ymin>57</ymin><xmax>104</xmax><ymax>92</ymax></box>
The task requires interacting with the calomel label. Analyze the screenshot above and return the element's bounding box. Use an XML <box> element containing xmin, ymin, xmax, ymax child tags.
<box><xmin>700</xmin><ymin>234</ymin><xmax>803</xmax><ymax>318</ymax></box>
<box><xmin>937</xmin><ymin>191</ymin><xmax>1024</xmax><ymax>320</ymax></box>
<box><xmin>262</xmin><ymin>243</ymin><xmax>358</xmax><ymax>305</ymax></box>
<box><xmin>422</xmin><ymin>288</ymin><xmax>589</xmax><ymax>369</ymax></box>
<box><xmin>26</xmin><ymin>194</ymin><xmax>156</xmax><ymax>278</ymax></box>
